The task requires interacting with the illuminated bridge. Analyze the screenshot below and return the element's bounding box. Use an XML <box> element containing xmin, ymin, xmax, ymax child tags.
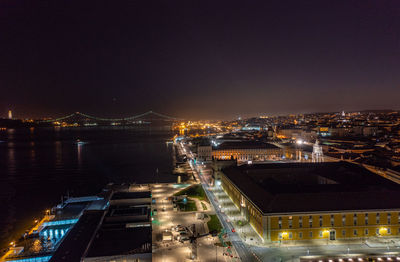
<box><xmin>40</xmin><ymin>110</ymin><xmax>182</xmax><ymax>126</ymax></box>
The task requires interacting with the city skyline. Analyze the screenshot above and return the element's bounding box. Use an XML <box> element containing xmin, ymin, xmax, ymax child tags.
<box><xmin>1</xmin><ymin>1</ymin><xmax>400</xmax><ymax>119</ymax></box>
<box><xmin>2</xmin><ymin>108</ymin><xmax>400</xmax><ymax>121</ymax></box>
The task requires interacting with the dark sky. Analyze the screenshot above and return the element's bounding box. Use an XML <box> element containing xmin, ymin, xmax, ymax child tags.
<box><xmin>1</xmin><ymin>1</ymin><xmax>400</xmax><ymax>119</ymax></box>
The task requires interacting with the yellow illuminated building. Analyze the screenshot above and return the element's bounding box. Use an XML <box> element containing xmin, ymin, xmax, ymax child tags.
<box><xmin>221</xmin><ymin>162</ymin><xmax>400</xmax><ymax>244</ymax></box>
<box><xmin>198</xmin><ymin>141</ymin><xmax>284</xmax><ymax>162</ymax></box>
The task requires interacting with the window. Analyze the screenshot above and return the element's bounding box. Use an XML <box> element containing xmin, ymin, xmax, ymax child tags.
<box><xmin>278</xmin><ymin>217</ymin><xmax>282</xmax><ymax>229</ymax></box>
<box><xmin>299</xmin><ymin>217</ymin><xmax>303</xmax><ymax>228</ymax></box>
<box><xmin>299</xmin><ymin>232</ymin><xmax>303</xmax><ymax>239</ymax></box>
<box><xmin>342</xmin><ymin>215</ymin><xmax>346</xmax><ymax>226</ymax></box>
<box><xmin>365</xmin><ymin>229</ymin><xmax>369</xmax><ymax>235</ymax></box>
<box><xmin>342</xmin><ymin>230</ymin><xmax>346</xmax><ymax>237</ymax></box>
<box><xmin>377</xmin><ymin>213</ymin><xmax>380</xmax><ymax>224</ymax></box>
<box><xmin>330</xmin><ymin>215</ymin><xmax>334</xmax><ymax>226</ymax></box>
<box><xmin>319</xmin><ymin>231</ymin><xmax>323</xmax><ymax>237</ymax></box>
<box><xmin>289</xmin><ymin>219</ymin><xmax>292</xmax><ymax>229</ymax></box>
<box><xmin>289</xmin><ymin>232</ymin><xmax>293</xmax><ymax>239</ymax></box>
<box><xmin>319</xmin><ymin>216</ymin><xmax>323</xmax><ymax>227</ymax></box>
<box><xmin>309</xmin><ymin>216</ymin><xmax>313</xmax><ymax>227</ymax></box>
<box><xmin>388</xmin><ymin>228</ymin><xmax>391</xmax><ymax>234</ymax></box>
<box><xmin>376</xmin><ymin>228</ymin><xmax>380</xmax><ymax>235</ymax></box>
<box><xmin>365</xmin><ymin>213</ymin><xmax>369</xmax><ymax>225</ymax></box>
<box><xmin>309</xmin><ymin>231</ymin><xmax>313</xmax><ymax>238</ymax></box>
<box><xmin>353</xmin><ymin>214</ymin><xmax>357</xmax><ymax>226</ymax></box>
<box><xmin>278</xmin><ymin>233</ymin><xmax>282</xmax><ymax>239</ymax></box>
<box><xmin>354</xmin><ymin>229</ymin><xmax>358</xmax><ymax>236</ymax></box>
<box><xmin>388</xmin><ymin>213</ymin><xmax>391</xmax><ymax>224</ymax></box>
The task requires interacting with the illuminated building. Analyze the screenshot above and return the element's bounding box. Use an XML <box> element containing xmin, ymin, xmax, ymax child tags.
<box><xmin>8</xmin><ymin>110</ymin><xmax>12</xmax><ymax>119</ymax></box>
<box><xmin>198</xmin><ymin>141</ymin><xmax>284</xmax><ymax>162</ymax></box>
<box><xmin>312</xmin><ymin>140</ymin><xmax>324</xmax><ymax>163</ymax></box>
<box><xmin>220</xmin><ymin>162</ymin><xmax>400</xmax><ymax>244</ymax></box>
<box><xmin>212</xmin><ymin>141</ymin><xmax>283</xmax><ymax>162</ymax></box>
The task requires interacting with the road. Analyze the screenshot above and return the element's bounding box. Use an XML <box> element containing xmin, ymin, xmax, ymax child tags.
<box><xmin>180</xmin><ymin>141</ymin><xmax>259</xmax><ymax>262</ymax></box>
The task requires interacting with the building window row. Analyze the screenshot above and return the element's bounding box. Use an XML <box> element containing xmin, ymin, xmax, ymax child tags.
<box><xmin>276</xmin><ymin>212</ymin><xmax>399</xmax><ymax>229</ymax></box>
<box><xmin>278</xmin><ymin>226</ymin><xmax>398</xmax><ymax>241</ymax></box>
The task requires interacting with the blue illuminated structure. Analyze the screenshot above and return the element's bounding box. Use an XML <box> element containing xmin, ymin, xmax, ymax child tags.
<box><xmin>6</xmin><ymin>256</ymin><xmax>52</xmax><ymax>262</ymax></box>
<box><xmin>42</xmin><ymin>219</ymin><xmax>78</xmax><ymax>227</ymax></box>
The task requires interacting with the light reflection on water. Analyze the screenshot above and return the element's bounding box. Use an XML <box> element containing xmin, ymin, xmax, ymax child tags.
<box><xmin>0</xmin><ymin>127</ymin><xmax>176</xmax><ymax>247</ymax></box>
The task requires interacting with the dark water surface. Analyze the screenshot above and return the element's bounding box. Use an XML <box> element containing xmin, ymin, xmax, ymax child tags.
<box><xmin>0</xmin><ymin>127</ymin><xmax>176</xmax><ymax>247</ymax></box>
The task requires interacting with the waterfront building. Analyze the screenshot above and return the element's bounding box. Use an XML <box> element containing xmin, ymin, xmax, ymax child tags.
<box><xmin>2</xmin><ymin>185</ymin><xmax>152</xmax><ymax>262</ymax></box>
<box><xmin>211</xmin><ymin>141</ymin><xmax>283</xmax><ymax>162</ymax></box>
<box><xmin>220</xmin><ymin>162</ymin><xmax>400</xmax><ymax>244</ymax></box>
<box><xmin>50</xmin><ymin>188</ymin><xmax>152</xmax><ymax>262</ymax></box>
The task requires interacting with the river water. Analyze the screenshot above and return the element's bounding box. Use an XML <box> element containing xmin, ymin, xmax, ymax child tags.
<box><xmin>0</xmin><ymin>127</ymin><xmax>176</xmax><ymax>247</ymax></box>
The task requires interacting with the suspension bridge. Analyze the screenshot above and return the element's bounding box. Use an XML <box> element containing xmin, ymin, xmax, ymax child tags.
<box><xmin>40</xmin><ymin>110</ymin><xmax>182</xmax><ymax>125</ymax></box>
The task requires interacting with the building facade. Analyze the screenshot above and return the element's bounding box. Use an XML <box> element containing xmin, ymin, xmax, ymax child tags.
<box><xmin>220</xmin><ymin>162</ymin><xmax>400</xmax><ymax>244</ymax></box>
<box><xmin>212</xmin><ymin>141</ymin><xmax>283</xmax><ymax>162</ymax></box>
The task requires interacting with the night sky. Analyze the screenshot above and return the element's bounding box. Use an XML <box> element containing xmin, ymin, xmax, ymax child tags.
<box><xmin>1</xmin><ymin>1</ymin><xmax>400</xmax><ymax>119</ymax></box>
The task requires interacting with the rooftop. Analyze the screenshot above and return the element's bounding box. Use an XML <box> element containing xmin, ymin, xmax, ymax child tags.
<box><xmin>214</xmin><ymin>141</ymin><xmax>280</xmax><ymax>150</ymax></box>
<box><xmin>85</xmin><ymin>226</ymin><xmax>151</xmax><ymax>258</ymax></box>
<box><xmin>111</xmin><ymin>191</ymin><xmax>151</xmax><ymax>200</ymax></box>
<box><xmin>222</xmin><ymin>161</ymin><xmax>400</xmax><ymax>214</ymax></box>
<box><xmin>49</xmin><ymin>210</ymin><xmax>105</xmax><ymax>262</ymax></box>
